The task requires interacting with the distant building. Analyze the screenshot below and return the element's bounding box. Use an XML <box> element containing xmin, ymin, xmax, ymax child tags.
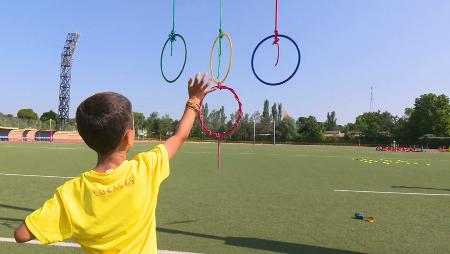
<box><xmin>137</xmin><ymin>129</ymin><xmax>147</xmax><ymax>137</ymax></box>
<box><xmin>345</xmin><ymin>131</ymin><xmax>363</xmax><ymax>138</ymax></box>
<box><xmin>324</xmin><ymin>131</ymin><xmax>345</xmax><ymax>138</ymax></box>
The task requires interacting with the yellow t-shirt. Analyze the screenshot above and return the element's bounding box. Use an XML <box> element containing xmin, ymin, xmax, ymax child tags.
<box><xmin>25</xmin><ymin>144</ymin><xmax>170</xmax><ymax>254</ymax></box>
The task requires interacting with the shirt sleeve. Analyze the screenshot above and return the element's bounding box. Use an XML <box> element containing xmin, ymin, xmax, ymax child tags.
<box><xmin>134</xmin><ymin>144</ymin><xmax>170</xmax><ymax>184</ymax></box>
<box><xmin>25</xmin><ymin>190</ymin><xmax>73</xmax><ymax>244</ymax></box>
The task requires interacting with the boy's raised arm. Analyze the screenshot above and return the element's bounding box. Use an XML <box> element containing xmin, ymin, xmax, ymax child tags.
<box><xmin>164</xmin><ymin>72</ymin><xmax>215</xmax><ymax>159</ymax></box>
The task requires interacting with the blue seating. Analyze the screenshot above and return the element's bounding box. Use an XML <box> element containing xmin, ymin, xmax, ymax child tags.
<box><xmin>35</xmin><ymin>136</ymin><xmax>52</xmax><ymax>142</ymax></box>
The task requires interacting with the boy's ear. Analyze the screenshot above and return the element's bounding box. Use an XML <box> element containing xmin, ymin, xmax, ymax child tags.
<box><xmin>124</xmin><ymin>130</ymin><xmax>135</xmax><ymax>149</ymax></box>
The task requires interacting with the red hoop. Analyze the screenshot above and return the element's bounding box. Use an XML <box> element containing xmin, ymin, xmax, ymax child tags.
<box><xmin>197</xmin><ymin>84</ymin><xmax>243</xmax><ymax>139</ymax></box>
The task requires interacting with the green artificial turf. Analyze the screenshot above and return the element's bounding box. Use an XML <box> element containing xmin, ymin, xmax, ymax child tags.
<box><xmin>1</xmin><ymin>142</ymin><xmax>449</xmax><ymax>254</ymax></box>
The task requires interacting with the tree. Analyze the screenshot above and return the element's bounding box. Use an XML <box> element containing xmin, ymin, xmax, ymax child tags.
<box><xmin>226</xmin><ymin>110</ymin><xmax>247</xmax><ymax>140</ymax></box>
<box><xmin>261</xmin><ymin>100</ymin><xmax>271</xmax><ymax>133</ymax></box>
<box><xmin>202</xmin><ymin>103</ymin><xmax>209</xmax><ymax>125</ymax></box>
<box><xmin>240</xmin><ymin>113</ymin><xmax>253</xmax><ymax>141</ymax></box>
<box><xmin>277</xmin><ymin>103</ymin><xmax>283</xmax><ymax>122</ymax></box>
<box><xmin>17</xmin><ymin>109</ymin><xmax>38</xmax><ymax>120</ymax></box>
<box><xmin>262</xmin><ymin>100</ymin><xmax>270</xmax><ymax>120</ymax></box>
<box><xmin>407</xmin><ymin>93</ymin><xmax>450</xmax><ymax>139</ymax></box>
<box><xmin>145</xmin><ymin>112</ymin><xmax>160</xmax><ymax>137</ymax></box>
<box><xmin>208</xmin><ymin>106</ymin><xmax>227</xmax><ymax>133</ymax></box>
<box><xmin>40</xmin><ymin>110</ymin><xmax>58</xmax><ymax>122</ymax></box>
<box><xmin>325</xmin><ymin>111</ymin><xmax>337</xmax><ymax>131</ymax></box>
<box><xmin>297</xmin><ymin>116</ymin><xmax>324</xmax><ymax>142</ymax></box>
<box><xmin>354</xmin><ymin>111</ymin><xmax>395</xmax><ymax>142</ymax></box>
<box><xmin>0</xmin><ymin>112</ymin><xmax>13</xmax><ymax>117</ymax></box>
<box><xmin>133</xmin><ymin>112</ymin><xmax>146</xmax><ymax>131</ymax></box>
<box><xmin>278</xmin><ymin>115</ymin><xmax>297</xmax><ymax>141</ymax></box>
<box><xmin>191</xmin><ymin>118</ymin><xmax>203</xmax><ymax>138</ymax></box>
<box><xmin>271</xmin><ymin>103</ymin><xmax>278</xmax><ymax>122</ymax></box>
<box><xmin>250</xmin><ymin>111</ymin><xmax>262</xmax><ymax>137</ymax></box>
<box><xmin>159</xmin><ymin>115</ymin><xmax>176</xmax><ymax>137</ymax></box>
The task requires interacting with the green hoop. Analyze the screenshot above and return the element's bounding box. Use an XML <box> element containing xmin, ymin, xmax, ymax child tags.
<box><xmin>160</xmin><ymin>33</ymin><xmax>187</xmax><ymax>83</ymax></box>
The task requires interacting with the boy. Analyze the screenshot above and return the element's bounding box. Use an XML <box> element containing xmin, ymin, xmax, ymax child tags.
<box><xmin>14</xmin><ymin>73</ymin><xmax>215</xmax><ymax>253</ymax></box>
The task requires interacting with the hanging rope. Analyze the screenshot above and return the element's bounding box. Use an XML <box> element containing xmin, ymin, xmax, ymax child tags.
<box><xmin>250</xmin><ymin>0</ymin><xmax>301</xmax><ymax>86</ymax></box>
<box><xmin>204</xmin><ymin>0</ymin><xmax>242</xmax><ymax>168</ymax></box>
<box><xmin>160</xmin><ymin>0</ymin><xmax>187</xmax><ymax>83</ymax></box>
<box><xmin>273</xmin><ymin>0</ymin><xmax>280</xmax><ymax>66</ymax></box>
<box><xmin>197</xmin><ymin>85</ymin><xmax>243</xmax><ymax>168</ymax></box>
<box><xmin>217</xmin><ymin>0</ymin><xmax>224</xmax><ymax>78</ymax></box>
<box><xmin>209</xmin><ymin>32</ymin><xmax>233</xmax><ymax>87</ymax></box>
<box><xmin>169</xmin><ymin>0</ymin><xmax>177</xmax><ymax>56</ymax></box>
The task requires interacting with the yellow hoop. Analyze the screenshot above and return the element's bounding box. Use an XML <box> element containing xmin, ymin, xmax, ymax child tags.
<box><xmin>209</xmin><ymin>32</ymin><xmax>233</xmax><ymax>84</ymax></box>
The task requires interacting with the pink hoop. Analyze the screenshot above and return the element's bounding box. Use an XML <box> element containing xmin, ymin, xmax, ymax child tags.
<box><xmin>197</xmin><ymin>84</ymin><xmax>243</xmax><ymax>139</ymax></box>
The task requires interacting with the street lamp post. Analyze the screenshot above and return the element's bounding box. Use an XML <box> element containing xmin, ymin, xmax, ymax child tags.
<box><xmin>273</xmin><ymin>116</ymin><xmax>276</xmax><ymax>146</ymax></box>
<box><xmin>49</xmin><ymin>119</ymin><xmax>53</xmax><ymax>142</ymax></box>
<box><xmin>253</xmin><ymin>119</ymin><xmax>256</xmax><ymax>145</ymax></box>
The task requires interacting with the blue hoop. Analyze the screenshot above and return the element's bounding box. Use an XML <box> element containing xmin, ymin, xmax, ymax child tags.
<box><xmin>251</xmin><ymin>34</ymin><xmax>301</xmax><ymax>86</ymax></box>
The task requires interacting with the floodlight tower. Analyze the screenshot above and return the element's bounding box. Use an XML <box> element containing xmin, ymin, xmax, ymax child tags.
<box><xmin>57</xmin><ymin>33</ymin><xmax>79</xmax><ymax>130</ymax></box>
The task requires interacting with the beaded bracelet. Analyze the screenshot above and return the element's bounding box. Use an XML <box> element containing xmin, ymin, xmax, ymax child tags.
<box><xmin>186</xmin><ymin>99</ymin><xmax>200</xmax><ymax>112</ymax></box>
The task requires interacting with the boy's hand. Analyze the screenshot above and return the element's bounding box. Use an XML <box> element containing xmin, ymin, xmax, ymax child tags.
<box><xmin>188</xmin><ymin>72</ymin><xmax>216</xmax><ymax>104</ymax></box>
<box><xmin>164</xmin><ymin>73</ymin><xmax>215</xmax><ymax>159</ymax></box>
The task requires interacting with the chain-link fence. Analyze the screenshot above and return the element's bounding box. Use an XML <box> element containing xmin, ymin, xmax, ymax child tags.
<box><xmin>0</xmin><ymin>116</ymin><xmax>77</xmax><ymax>131</ymax></box>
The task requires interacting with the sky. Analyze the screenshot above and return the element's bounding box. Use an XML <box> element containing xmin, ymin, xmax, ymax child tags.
<box><xmin>0</xmin><ymin>0</ymin><xmax>449</xmax><ymax>125</ymax></box>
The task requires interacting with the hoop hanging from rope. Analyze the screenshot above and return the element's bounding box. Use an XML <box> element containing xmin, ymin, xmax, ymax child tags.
<box><xmin>251</xmin><ymin>0</ymin><xmax>301</xmax><ymax>86</ymax></box>
<box><xmin>160</xmin><ymin>0</ymin><xmax>187</xmax><ymax>83</ymax></box>
<box><xmin>251</xmin><ymin>34</ymin><xmax>301</xmax><ymax>86</ymax></box>
<box><xmin>197</xmin><ymin>85</ymin><xmax>243</xmax><ymax>168</ymax></box>
<box><xmin>198</xmin><ymin>0</ymin><xmax>242</xmax><ymax>168</ymax></box>
<box><xmin>210</xmin><ymin>32</ymin><xmax>233</xmax><ymax>85</ymax></box>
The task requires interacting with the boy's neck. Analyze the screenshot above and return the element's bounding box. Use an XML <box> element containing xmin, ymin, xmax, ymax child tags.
<box><xmin>95</xmin><ymin>151</ymin><xmax>127</xmax><ymax>173</ymax></box>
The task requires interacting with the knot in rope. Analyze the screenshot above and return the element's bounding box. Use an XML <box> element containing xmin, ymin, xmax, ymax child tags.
<box><xmin>169</xmin><ymin>31</ymin><xmax>177</xmax><ymax>42</ymax></box>
<box><xmin>273</xmin><ymin>30</ymin><xmax>280</xmax><ymax>66</ymax></box>
<box><xmin>273</xmin><ymin>30</ymin><xmax>280</xmax><ymax>45</ymax></box>
<box><xmin>168</xmin><ymin>31</ymin><xmax>177</xmax><ymax>56</ymax></box>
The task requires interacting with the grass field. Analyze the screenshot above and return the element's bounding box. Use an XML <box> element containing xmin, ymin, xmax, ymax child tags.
<box><xmin>0</xmin><ymin>142</ymin><xmax>450</xmax><ymax>254</ymax></box>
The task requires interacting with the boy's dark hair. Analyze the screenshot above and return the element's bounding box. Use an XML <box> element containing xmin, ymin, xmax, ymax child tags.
<box><xmin>76</xmin><ymin>92</ymin><xmax>133</xmax><ymax>155</ymax></box>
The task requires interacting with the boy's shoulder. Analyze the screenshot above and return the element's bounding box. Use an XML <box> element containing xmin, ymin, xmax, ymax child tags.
<box><xmin>56</xmin><ymin>174</ymin><xmax>84</xmax><ymax>194</ymax></box>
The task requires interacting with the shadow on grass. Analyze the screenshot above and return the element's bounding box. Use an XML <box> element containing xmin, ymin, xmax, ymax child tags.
<box><xmin>163</xmin><ymin>220</ymin><xmax>196</xmax><ymax>226</ymax></box>
<box><xmin>392</xmin><ymin>185</ymin><xmax>450</xmax><ymax>192</ymax></box>
<box><xmin>0</xmin><ymin>217</ymin><xmax>23</xmax><ymax>222</ymax></box>
<box><xmin>0</xmin><ymin>217</ymin><xmax>23</xmax><ymax>230</ymax></box>
<box><xmin>157</xmin><ymin>227</ymin><xmax>365</xmax><ymax>254</ymax></box>
<box><xmin>0</xmin><ymin>204</ymin><xmax>34</xmax><ymax>212</ymax></box>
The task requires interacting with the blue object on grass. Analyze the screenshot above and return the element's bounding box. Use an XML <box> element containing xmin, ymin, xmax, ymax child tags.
<box><xmin>355</xmin><ymin>212</ymin><xmax>365</xmax><ymax>220</ymax></box>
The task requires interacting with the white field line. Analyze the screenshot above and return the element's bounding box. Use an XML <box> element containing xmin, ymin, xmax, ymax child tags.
<box><xmin>0</xmin><ymin>237</ymin><xmax>79</xmax><ymax>247</ymax></box>
<box><xmin>334</xmin><ymin>189</ymin><xmax>450</xmax><ymax>197</ymax></box>
<box><xmin>0</xmin><ymin>172</ymin><xmax>74</xmax><ymax>179</ymax></box>
<box><xmin>0</xmin><ymin>237</ymin><xmax>202</xmax><ymax>254</ymax></box>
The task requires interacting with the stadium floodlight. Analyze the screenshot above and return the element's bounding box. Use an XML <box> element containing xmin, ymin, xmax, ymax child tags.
<box><xmin>57</xmin><ymin>33</ymin><xmax>79</xmax><ymax>130</ymax></box>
